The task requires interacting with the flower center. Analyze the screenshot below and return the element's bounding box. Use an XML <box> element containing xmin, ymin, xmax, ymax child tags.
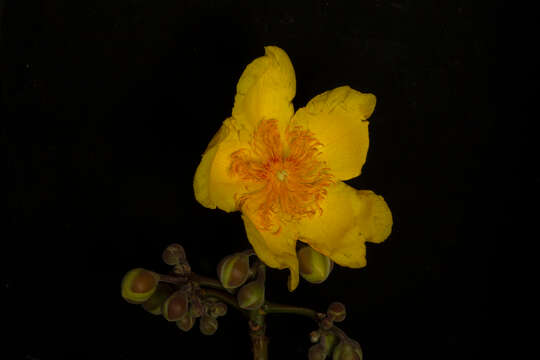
<box><xmin>230</xmin><ymin>119</ymin><xmax>334</xmax><ymax>233</ymax></box>
<box><xmin>276</xmin><ymin>169</ymin><xmax>288</xmax><ymax>182</ymax></box>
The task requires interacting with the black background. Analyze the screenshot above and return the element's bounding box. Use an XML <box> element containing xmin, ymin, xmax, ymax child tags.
<box><xmin>2</xmin><ymin>1</ymin><xmax>501</xmax><ymax>359</ymax></box>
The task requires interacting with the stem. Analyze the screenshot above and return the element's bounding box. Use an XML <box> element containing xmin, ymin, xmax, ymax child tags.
<box><xmin>262</xmin><ymin>302</ymin><xmax>323</xmax><ymax>321</ymax></box>
<box><xmin>190</xmin><ymin>273</ymin><xmax>224</xmax><ymax>290</ymax></box>
<box><xmin>158</xmin><ymin>272</ymin><xmax>224</xmax><ymax>290</ymax></box>
<box><xmin>249</xmin><ymin>309</ymin><xmax>268</xmax><ymax>360</ymax></box>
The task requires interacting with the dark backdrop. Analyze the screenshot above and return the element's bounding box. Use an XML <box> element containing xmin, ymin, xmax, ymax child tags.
<box><xmin>2</xmin><ymin>1</ymin><xmax>499</xmax><ymax>359</ymax></box>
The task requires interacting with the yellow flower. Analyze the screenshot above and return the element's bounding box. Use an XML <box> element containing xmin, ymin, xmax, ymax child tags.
<box><xmin>194</xmin><ymin>46</ymin><xmax>392</xmax><ymax>291</ymax></box>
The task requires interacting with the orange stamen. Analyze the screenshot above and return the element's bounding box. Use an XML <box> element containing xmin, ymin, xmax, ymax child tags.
<box><xmin>230</xmin><ymin>119</ymin><xmax>333</xmax><ymax>233</ymax></box>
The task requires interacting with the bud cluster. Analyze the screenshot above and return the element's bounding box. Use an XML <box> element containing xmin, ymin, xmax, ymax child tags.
<box><xmin>308</xmin><ymin>302</ymin><xmax>362</xmax><ymax>360</ymax></box>
<box><xmin>121</xmin><ymin>244</ymin><xmax>230</xmax><ymax>337</ymax></box>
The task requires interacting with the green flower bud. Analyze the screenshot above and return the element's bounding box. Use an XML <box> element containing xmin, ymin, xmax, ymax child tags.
<box><xmin>327</xmin><ymin>302</ymin><xmax>346</xmax><ymax>322</ymax></box>
<box><xmin>176</xmin><ymin>313</ymin><xmax>195</xmax><ymax>332</ymax></box>
<box><xmin>208</xmin><ymin>302</ymin><xmax>227</xmax><ymax>318</ymax></box>
<box><xmin>217</xmin><ymin>253</ymin><xmax>250</xmax><ymax>290</ymax></box>
<box><xmin>121</xmin><ymin>268</ymin><xmax>160</xmax><ymax>304</ymax></box>
<box><xmin>309</xmin><ymin>344</ymin><xmax>328</xmax><ymax>360</ymax></box>
<box><xmin>236</xmin><ymin>279</ymin><xmax>265</xmax><ymax>310</ymax></box>
<box><xmin>162</xmin><ymin>243</ymin><xmax>186</xmax><ymax>266</ymax></box>
<box><xmin>298</xmin><ymin>246</ymin><xmax>333</xmax><ymax>284</ymax></box>
<box><xmin>162</xmin><ymin>290</ymin><xmax>189</xmax><ymax>321</ymax></box>
<box><xmin>199</xmin><ymin>315</ymin><xmax>218</xmax><ymax>336</ymax></box>
<box><xmin>141</xmin><ymin>283</ymin><xmax>174</xmax><ymax>315</ymax></box>
<box><xmin>320</xmin><ymin>331</ymin><xmax>338</xmax><ymax>352</ymax></box>
<box><xmin>332</xmin><ymin>341</ymin><xmax>362</xmax><ymax>360</ymax></box>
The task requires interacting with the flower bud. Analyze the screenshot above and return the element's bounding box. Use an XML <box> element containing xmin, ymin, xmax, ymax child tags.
<box><xmin>236</xmin><ymin>279</ymin><xmax>265</xmax><ymax>310</ymax></box>
<box><xmin>327</xmin><ymin>302</ymin><xmax>346</xmax><ymax>322</ymax></box>
<box><xmin>308</xmin><ymin>344</ymin><xmax>327</xmax><ymax>360</ymax></box>
<box><xmin>121</xmin><ymin>268</ymin><xmax>160</xmax><ymax>304</ymax></box>
<box><xmin>162</xmin><ymin>243</ymin><xmax>186</xmax><ymax>265</ymax></box>
<box><xmin>320</xmin><ymin>331</ymin><xmax>338</xmax><ymax>352</ymax></box>
<box><xmin>199</xmin><ymin>315</ymin><xmax>218</xmax><ymax>335</ymax></box>
<box><xmin>176</xmin><ymin>313</ymin><xmax>195</xmax><ymax>332</ymax></box>
<box><xmin>162</xmin><ymin>290</ymin><xmax>189</xmax><ymax>321</ymax></box>
<box><xmin>208</xmin><ymin>302</ymin><xmax>227</xmax><ymax>318</ymax></box>
<box><xmin>298</xmin><ymin>246</ymin><xmax>333</xmax><ymax>284</ymax></box>
<box><xmin>141</xmin><ymin>283</ymin><xmax>174</xmax><ymax>315</ymax></box>
<box><xmin>332</xmin><ymin>341</ymin><xmax>362</xmax><ymax>360</ymax></box>
<box><xmin>217</xmin><ymin>253</ymin><xmax>250</xmax><ymax>290</ymax></box>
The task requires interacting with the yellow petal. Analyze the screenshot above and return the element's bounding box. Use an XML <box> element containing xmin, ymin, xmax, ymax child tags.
<box><xmin>232</xmin><ymin>46</ymin><xmax>296</xmax><ymax>135</ymax></box>
<box><xmin>298</xmin><ymin>182</ymin><xmax>392</xmax><ymax>268</ymax></box>
<box><xmin>292</xmin><ymin>86</ymin><xmax>376</xmax><ymax>181</ymax></box>
<box><xmin>193</xmin><ymin>119</ymin><xmax>249</xmax><ymax>212</ymax></box>
<box><xmin>242</xmin><ymin>214</ymin><xmax>300</xmax><ymax>291</ymax></box>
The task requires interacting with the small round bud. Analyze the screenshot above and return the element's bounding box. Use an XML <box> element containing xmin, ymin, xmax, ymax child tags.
<box><xmin>298</xmin><ymin>246</ymin><xmax>333</xmax><ymax>284</ymax></box>
<box><xmin>176</xmin><ymin>313</ymin><xmax>195</xmax><ymax>332</ymax></box>
<box><xmin>162</xmin><ymin>243</ymin><xmax>186</xmax><ymax>265</ymax></box>
<box><xmin>236</xmin><ymin>279</ymin><xmax>265</xmax><ymax>310</ymax></box>
<box><xmin>121</xmin><ymin>268</ymin><xmax>160</xmax><ymax>304</ymax></box>
<box><xmin>217</xmin><ymin>253</ymin><xmax>250</xmax><ymax>290</ymax></box>
<box><xmin>141</xmin><ymin>283</ymin><xmax>174</xmax><ymax>315</ymax></box>
<box><xmin>172</xmin><ymin>261</ymin><xmax>191</xmax><ymax>276</ymax></box>
<box><xmin>199</xmin><ymin>315</ymin><xmax>218</xmax><ymax>335</ymax></box>
<box><xmin>327</xmin><ymin>302</ymin><xmax>346</xmax><ymax>322</ymax></box>
<box><xmin>162</xmin><ymin>290</ymin><xmax>189</xmax><ymax>321</ymax></box>
<box><xmin>308</xmin><ymin>344</ymin><xmax>327</xmax><ymax>360</ymax></box>
<box><xmin>332</xmin><ymin>341</ymin><xmax>362</xmax><ymax>360</ymax></box>
<box><xmin>208</xmin><ymin>302</ymin><xmax>227</xmax><ymax>318</ymax></box>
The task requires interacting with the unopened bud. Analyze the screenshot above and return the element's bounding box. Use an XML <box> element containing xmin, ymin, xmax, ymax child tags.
<box><xmin>121</xmin><ymin>268</ymin><xmax>160</xmax><ymax>304</ymax></box>
<box><xmin>217</xmin><ymin>253</ymin><xmax>250</xmax><ymax>290</ymax></box>
<box><xmin>141</xmin><ymin>283</ymin><xmax>174</xmax><ymax>315</ymax></box>
<box><xmin>162</xmin><ymin>290</ymin><xmax>189</xmax><ymax>321</ymax></box>
<box><xmin>162</xmin><ymin>243</ymin><xmax>186</xmax><ymax>265</ymax></box>
<box><xmin>308</xmin><ymin>344</ymin><xmax>327</xmax><ymax>360</ymax></box>
<box><xmin>298</xmin><ymin>246</ymin><xmax>333</xmax><ymax>284</ymax></box>
<box><xmin>208</xmin><ymin>302</ymin><xmax>227</xmax><ymax>318</ymax></box>
<box><xmin>176</xmin><ymin>313</ymin><xmax>195</xmax><ymax>332</ymax></box>
<box><xmin>199</xmin><ymin>315</ymin><xmax>218</xmax><ymax>335</ymax></box>
<box><xmin>327</xmin><ymin>302</ymin><xmax>346</xmax><ymax>322</ymax></box>
<box><xmin>332</xmin><ymin>341</ymin><xmax>363</xmax><ymax>360</ymax></box>
<box><xmin>320</xmin><ymin>331</ymin><xmax>338</xmax><ymax>352</ymax></box>
<box><xmin>236</xmin><ymin>279</ymin><xmax>265</xmax><ymax>310</ymax></box>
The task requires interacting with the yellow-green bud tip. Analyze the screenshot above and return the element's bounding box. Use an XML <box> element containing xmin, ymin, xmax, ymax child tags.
<box><xmin>121</xmin><ymin>268</ymin><xmax>159</xmax><ymax>304</ymax></box>
<box><xmin>141</xmin><ymin>283</ymin><xmax>174</xmax><ymax>315</ymax></box>
<box><xmin>298</xmin><ymin>247</ymin><xmax>333</xmax><ymax>284</ymax></box>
